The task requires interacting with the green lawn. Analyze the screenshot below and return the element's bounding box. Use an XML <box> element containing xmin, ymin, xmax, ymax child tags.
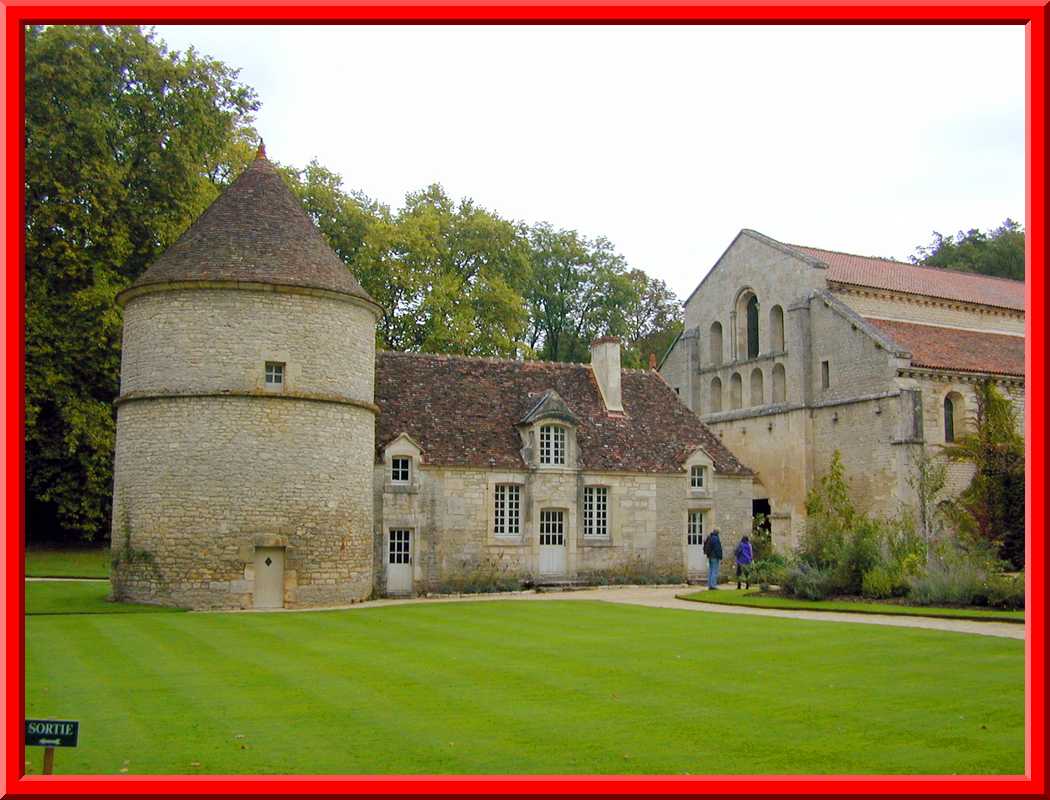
<box><xmin>26</xmin><ymin>600</ymin><xmax>1023</xmax><ymax>775</ymax></box>
<box><xmin>26</xmin><ymin>547</ymin><xmax>110</xmax><ymax>578</ymax></box>
<box><xmin>26</xmin><ymin>580</ymin><xmax>181</xmax><ymax>616</ymax></box>
<box><xmin>678</xmin><ymin>589</ymin><xmax>1025</xmax><ymax>623</ymax></box>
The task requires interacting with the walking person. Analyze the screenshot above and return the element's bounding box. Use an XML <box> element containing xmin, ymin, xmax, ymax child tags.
<box><xmin>734</xmin><ymin>535</ymin><xmax>754</xmax><ymax>590</ymax></box>
<box><xmin>703</xmin><ymin>529</ymin><xmax>723</xmax><ymax>590</ymax></box>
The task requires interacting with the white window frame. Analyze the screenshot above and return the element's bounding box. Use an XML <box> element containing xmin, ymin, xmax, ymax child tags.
<box><xmin>494</xmin><ymin>483</ymin><xmax>522</xmax><ymax>537</ymax></box>
<box><xmin>690</xmin><ymin>465</ymin><xmax>707</xmax><ymax>490</ymax></box>
<box><xmin>539</xmin><ymin>509</ymin><xmax>565</xmax><ymax>542</ymax></box>
<box><xmin>583</xmin><ymin>486</ymin><xmax>609</xmax><ymax>537</ymax></box>
<box><xmin>538</xmin><ymin>424</ymin><xmax>566</xmax><ymax>466</ymax></box>
<box><xmin>265</xmin><ymin>361</ymin><xmax>285</xmax><ymax>387</ymax></box>
<box><xmin>391</xmin><ymin>456</ymin><xmax>411</xmax><ymax>484</ymax></box>
<box><xmin>687</xmin><ymin>510</ymin><xmax>705</xmax><ymax>543</ymax></box>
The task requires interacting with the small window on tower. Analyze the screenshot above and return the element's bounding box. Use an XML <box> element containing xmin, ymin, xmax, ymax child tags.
<box><xmin>821</xmin><ymin>360</ymin><xmax>830</xmax><ymax>390</ymax></box>
<box><xmin>265</xmin><ymin>361</ymin><xmax>285</xmax><ymax>387</ymax></box>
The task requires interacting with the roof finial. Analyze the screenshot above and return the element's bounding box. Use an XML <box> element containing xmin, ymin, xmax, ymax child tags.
<box><xmin>256</xmin><ymin>138</ymin><xmax>266</xmax><ymax>159</ymax></box>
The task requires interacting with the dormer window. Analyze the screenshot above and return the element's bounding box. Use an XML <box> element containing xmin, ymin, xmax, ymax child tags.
<box><xmin>690</xmin><ymin>465</ymin><xmax>707</xmax><ymax>489</ymax></box>
<box><xmin>265</xmin><ymin>361</ymin><xmax>284</xmax><ymax>387</ymax></box>
<box><xmin>391</xmin><ymin>457</ymin><xmax>410</xmax><ymax>484</ymax></box>
<box><xmin>539</xmin><ymin>425</ymin><xmax>566</xmax><ymax>465</ymax></box>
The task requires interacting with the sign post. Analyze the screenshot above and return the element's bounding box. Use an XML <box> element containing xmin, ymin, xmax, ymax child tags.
<box><xmin>25</xmin><ymin>720</ymin><xmax>79</xmax><ymax>775</ymax></box>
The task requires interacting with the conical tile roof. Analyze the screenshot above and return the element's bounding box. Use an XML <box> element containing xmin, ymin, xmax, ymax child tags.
<box><xmin>128</xmin><ymin>150</ymin><xmax>376</xmax><ymax>304</ymax></box>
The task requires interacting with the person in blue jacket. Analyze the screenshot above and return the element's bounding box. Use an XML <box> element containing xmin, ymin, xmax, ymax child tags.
<box><xmin>702</xmin><ymin>529</ymin><xmax>723</xmax><ymax>590</ymax></box>
<box><xmin>734</xmin><ymin>535</ymin><xmax>754</xmax><ymax>590</ymax></box>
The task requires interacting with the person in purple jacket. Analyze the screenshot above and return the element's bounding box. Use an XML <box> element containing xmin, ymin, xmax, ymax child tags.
<box><xmin>734</xmin><ymin>535</ymin><xmax>754</xmax><ymax>590</ymax></box>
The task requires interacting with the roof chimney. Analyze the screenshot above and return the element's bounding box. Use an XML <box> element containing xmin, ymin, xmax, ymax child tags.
<box><xmin>590</xmin><ymin>336</ymin><xmax>624</xmax><ymax>413</ymax></box>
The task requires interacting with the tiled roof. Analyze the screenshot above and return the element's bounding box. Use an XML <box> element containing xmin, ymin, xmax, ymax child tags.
<box><xmin>787</xmin><ymin>244</ymin><xmax>1024</xmax><ymax>312</ymax></box>
<box><xmin>375</xmin><ymin>352</ymin><xmax>752</xmax><ymax>475</ymax></box>
<box><xmin>864</xmin><ymin>318</ymin><xmax>1025</xmax><ymax>377</ymax></box>
<box><xmin>130</xmin><ymin>153</ymin><xmax>375</xmax><ymax>304</ymax></box>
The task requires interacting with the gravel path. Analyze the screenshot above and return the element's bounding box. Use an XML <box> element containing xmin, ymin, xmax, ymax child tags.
<box><xmin>211</xmin><ymin>584</ymin><xmax>1025</xmax><ymax>640</ymax></box>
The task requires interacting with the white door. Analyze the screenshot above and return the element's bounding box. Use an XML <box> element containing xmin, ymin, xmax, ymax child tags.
<box><xmin>687</xmin><ymin>511</ymin><xmax>705</xmax><ymax>573</ymax></box>
<box><xmin>538</xmin><ymin>510</ymin><xmax>567</xmax><ymax>576</ymax></box>
<box><xmin>253</xmin><ymin>547</ymin><xmax>285</xmax><ymax>609</ymax></box>
<box><xmin>387</xmin><ymin>529</ymin><xmax>413</xmax><ymax>594</ymax></box>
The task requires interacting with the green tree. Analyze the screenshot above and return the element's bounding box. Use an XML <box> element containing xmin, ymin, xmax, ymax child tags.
<box><xmin>941</xmin><ymin>381</ymin><xmax>1025</xmax><ymax>569</ymax></box>
<box><xmin>356</xmin><ymin>184</ymin><xmax>531</xmax><ymax>356</ymax></box>
<box><xmin>25</xmin><ymin>25</ymin><xmax>258</xmax><ymax>543</ymax></box>
<box><xmin>907</xmin><ymin>449</ymin><xmax>949</xmax><ymax>556</ymax></box>
<box><xmin>621</xmin><ymin>269</ymin><xmax>683</xmax><ymax>368</ymax></box>
<box><xmin>911</xmin><ymin>219</ymin><xmax>1025</xmax><ymax>281</ymax></box>
<box><xmin>524</xmin><ymin>224</ymin><xmax>640</xmax><ymax>363</ymax></box>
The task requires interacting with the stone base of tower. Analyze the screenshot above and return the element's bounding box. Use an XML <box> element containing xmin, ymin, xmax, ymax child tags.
<box><xmin>110</xmin><ymin>569</ymin><xmax>373</xmax><ymax>610</ymax></box>
<box><xmin>110</xmin><ymin>395</ymin><xmax>376</xmax><ymax>611</ymax></box>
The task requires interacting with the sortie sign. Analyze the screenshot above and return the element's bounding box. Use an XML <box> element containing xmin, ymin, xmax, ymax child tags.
<box><xmin>25</xmin><ymin>719</ymin><xmax>79</xmax><ymax>748</ymax></box>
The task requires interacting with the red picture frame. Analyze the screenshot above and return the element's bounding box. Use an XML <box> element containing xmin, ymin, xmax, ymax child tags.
<box><xmin>2</xmin><ymin>3</ymin><xmax>1045</xmax><ymax>796</ymax></box>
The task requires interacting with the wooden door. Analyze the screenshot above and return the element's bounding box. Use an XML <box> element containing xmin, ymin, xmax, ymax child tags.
<box><xmin>253</xmin><ymin>547</ymin><xmax>285</xmax><ymax>609</ymax></box>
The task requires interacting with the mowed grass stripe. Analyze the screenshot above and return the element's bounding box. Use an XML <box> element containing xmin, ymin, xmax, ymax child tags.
<box><xmin>26</xmin><ymin>601</ymin><xmax>1024</xmax><ymax>774</ymax></box>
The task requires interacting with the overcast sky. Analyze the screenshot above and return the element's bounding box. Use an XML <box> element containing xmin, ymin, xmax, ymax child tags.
<box><xmin>153</xmin><ymin>25</ymin><xmax>1025</xmax><ymax>300</ymax></box>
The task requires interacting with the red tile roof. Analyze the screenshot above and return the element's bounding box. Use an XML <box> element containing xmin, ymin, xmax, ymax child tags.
<box><xmin>788</xmin><ymin>244</ymin><xmax>1025</xmax><ymax>312</ymax></box>
<box><xmin>864</xmin><ymin>318</ymin><xmax>1025</xmax><ymax>377</ymax></box>
<box><xmin>375</xmin><ymin>352</ymin><xmax>751</xmax><ymax>475</ymax></box>
<box><xmin>128</xmin><ymin>154</ymin><xmax>376</xmax><ymax>304</ymax></box>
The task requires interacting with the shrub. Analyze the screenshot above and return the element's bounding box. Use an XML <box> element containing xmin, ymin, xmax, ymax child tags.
<box><xmin>782</xmin><ymin>563</ymin><xmax>834</xmax><ymax>600</ymax></box>
<box><xmin>907</xmin><ymin>558</ymin><xmax>986</xmax><ymax>606</ymax></box>
<box><xmin>861</xmin><ymin>565</ymin><xmax>903</xmax><ymax>599</ymax></box>
<box><xmin>983</xmin><ymin>572</ymin><xmax>1025</xmax><ymax>610</ymax></box>
<box><xmin>829</xmin><ymin>517</ymin><xmax>883</xmax><ymax>595</ymax></box>
<box><xmin>750</xmin><ymin>513</ymin><xmax>774</xmax><ymax>562</ymax></box>
<box><xmin>748</xmin><ymin>554</ymin><xmax>788</xmax><ymax>590</ymax></box>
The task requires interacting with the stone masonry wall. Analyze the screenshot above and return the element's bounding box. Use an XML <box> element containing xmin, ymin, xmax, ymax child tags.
<box><xmin>373</xmin><ymin>465</ymin><xmax>753</xmax><ymax>593</ymax></box>
<box><xmin>120</xmin><ymin>288</ymin><xmax>376</xmax><ymax>401</ymax></box>
<box><xmin>112</xmin><ymin>396</ymin><xmax>375</xmax><ymax>608</ymax></box>
<box><xmin>831</xmin><ymin>287</ymin><xmax>1025</xmax><ymax>336</ymax></box>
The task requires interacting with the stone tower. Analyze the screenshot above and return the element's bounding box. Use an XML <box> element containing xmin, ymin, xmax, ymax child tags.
<box><xmin>111</xmin><ymin>147</ymin><xmax>381</xmax><ymax>609</ymax></box>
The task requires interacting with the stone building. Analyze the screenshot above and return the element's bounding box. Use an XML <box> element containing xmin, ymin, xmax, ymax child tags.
<box><xmin>110</xmin><ymin>149</ymin><xmax>753</xmax><ymax>609</ymax></box>
<box><xmin>660</xmin><ymin>228</ymin><xmax>1025</xmax><ymax>550</ymax></box>
<box><xmin>373</xmin><ymin>343</ymin><xmax>752</xmax><ymax>596</ymax></box>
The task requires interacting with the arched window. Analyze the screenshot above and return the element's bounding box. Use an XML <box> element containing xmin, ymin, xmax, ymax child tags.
<box><xmin>730</xmin><ymin>373</ymin><xmax>743</xmax><ymax>410</ymax></box>
<box><xmin>734</xmin><ymin>289</ymin><xmax>759</xmax><ymax>360</ymax></box>
<box><xmin>769</xmin><ymin>305</ymin><xmax>785</xmax><ymax>352</ymax></box>
<box><xmin>709</xmin><ymin>321</ymin><xmax>723</xmax><ymax>365</ymax></box>
<box><xmin>944</xmin><ymin>392</ymin><xmax>965</xmax><ymax>442</ymax></box>
<box><xmin>772</xmin><ymin>363</ymin><xmax>787</xmax><ymax>403</ymax></box>
<box><xmin>750</xmin><ymin>368</ymin><xmax>764</xmax><ymax>407</ymax></box>
<box><xmin>710</xmin><ymin>377</ymin><xmax>723</xmax><ymax>413</ymax></box>
<box><xmin>746</xmin><ymin>296</ymin><xmax>760</xmax><ymax>358</ymax></box>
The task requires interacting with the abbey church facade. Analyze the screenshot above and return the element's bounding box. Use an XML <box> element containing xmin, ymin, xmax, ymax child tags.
<box><xmin>659</xmin><ymin>229</ymin><xmax>1025</xmax><ymax>549</ymax></box>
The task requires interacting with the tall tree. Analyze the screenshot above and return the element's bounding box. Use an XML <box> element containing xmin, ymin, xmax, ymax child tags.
<box><xmin>911</xmin><ymin>219</ymin><xmax>1025</xmax><ymax>281</ymax></box>
<box><xmin>356</xmin><ymin>184</ymin><xmax>531</xmax><ymax>356</ymax></box>
<box><xmin>941</xmin><ymin>381</ymin><xmax>1025</xmax><ymax>569</ymax></box>
<box><xmin>621</xmin><ymin>269</ymin><xmax>683</xmax><ymax>369</ymax></box>
<box><xmin>25</xmin><ymin>25</ymin><xmax>258</xmax><ymax>543</ymax></box>
<box><xmin>524</xmin><ymin>224</ymin><xmax>640</xmax><ymax>363</ymax></box>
